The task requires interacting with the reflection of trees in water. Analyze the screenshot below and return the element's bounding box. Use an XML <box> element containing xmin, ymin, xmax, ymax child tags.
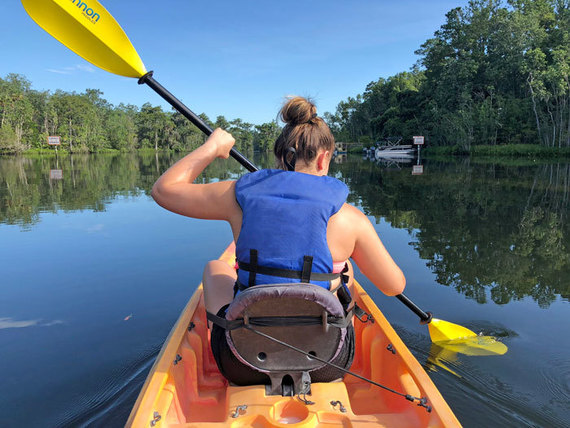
<box><xmin>332</xmin><ymin>157</ymin><xmax>570</xmax><ymax>307</ymax></box>
<box><xmin>1</xmin><ymin>154</ymin><xmax>139</xmax><ymax>227</ymax></box>
<box><xmin>0</xmin><ymin>153</ymin><xmax>250</xmax><ymax>228</ymax></box>
<box><xmin>2</xmin><ymin>154</ymin><xmax>568</xmax><ymax>305</ymax></box>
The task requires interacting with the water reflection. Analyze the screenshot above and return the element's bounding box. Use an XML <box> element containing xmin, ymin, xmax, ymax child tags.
<box><xmin>330</xmin><ymin>156</ymin><xmax>570</xmax><ymax>307</ymax></box>
<box><xmin>1</xmin><ymin>153</ymin><xmax>568</xmax><ymax>307</ymax></box>
<box><xmin>0</xmin><ymin>152</ymin><xmax>244</xmax><ymax>227</ymax></box>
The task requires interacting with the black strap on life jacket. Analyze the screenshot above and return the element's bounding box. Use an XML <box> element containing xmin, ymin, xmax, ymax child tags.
<box><xmin>238</xmin><ymin>249</ymin><xmax>341</xmax><ymax>285</ymax></box>
<box><xmin>301</xmin><ymin>256</ymin><xmax>313</xmax><ymax>283</ymax></box>
<box><xmin>248</xmin><ymin>249</ymin><xmax>258</xmax><ymax>287</ymax></box>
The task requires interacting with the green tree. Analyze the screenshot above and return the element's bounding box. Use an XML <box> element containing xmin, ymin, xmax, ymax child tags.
<box><xmin>106</xmin><ymin>104</ymin><xmax>138</xmax><ymax>150</ymax></box>
<box><xmin>328</xmin><ymin>0</ymin><xmax>569</xmax><ymax>149</ymax></box>
<box><xmin>0</xmin><ymin>74</ymin><xmax>35</xmax><ymax>152</ymax></box>
<box><xmin>253</xmin><ymin>121</ymin><xmax>281</xmax><ymax>152</ymax></box>
<box><xmin>137</xmin><ymin>103</ymin><xmax>173</xmax><ymax>151</ymax></box>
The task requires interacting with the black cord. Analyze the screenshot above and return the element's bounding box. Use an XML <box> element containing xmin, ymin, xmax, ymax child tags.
<box><xmin>244</xmin><ymin>325</ymin><xmax>431</xmax><ymax>412</ymax></box>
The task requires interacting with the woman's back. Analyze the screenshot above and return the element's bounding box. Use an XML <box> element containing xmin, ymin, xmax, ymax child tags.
<box><xmin>151</xmin><ymin>95</ymin><xmax>405</xmax><ymax>303</ymax></box>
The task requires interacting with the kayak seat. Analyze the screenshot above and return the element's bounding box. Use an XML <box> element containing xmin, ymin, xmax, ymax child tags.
<box><xmin>208</xmin><ymin>283</ymin><xmax>355</xmax><ymax>396</ymax></box>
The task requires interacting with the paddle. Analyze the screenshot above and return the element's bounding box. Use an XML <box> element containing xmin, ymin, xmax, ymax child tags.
<box><xmin>21</xmin><ymin>0</ymin><xmax>507</xmax><ymax>353</ymax></box>
<box><xmin>21</xmin><ymin>0</ymin><xmax>256</xmax><ymax>173</ymax></box>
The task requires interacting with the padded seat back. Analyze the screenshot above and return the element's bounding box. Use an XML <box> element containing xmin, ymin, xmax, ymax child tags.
<box><xmin>225</xmin><ymin>283</ymin><xmax>347</xmax><ymax>394</ymax></box>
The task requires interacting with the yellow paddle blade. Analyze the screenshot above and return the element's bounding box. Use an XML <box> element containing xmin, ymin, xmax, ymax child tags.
<box><xmin>427</xmin><ymin>319</ymin><xmax>509</xmax><ymax>356</ymax></box>
<box><xmin>22</xmin><ymin>0</ymin><xmax>146</xmax><ymax>78</ymax></box>
<box><xmin>428</xmin><ymin>318</ymin><xmax>478</xmax><ymax>342</ymax></box>
<box><xmin>434</xmin><ymin>336</ymin><xmax>508</xmax><ymax>356</ymax></box>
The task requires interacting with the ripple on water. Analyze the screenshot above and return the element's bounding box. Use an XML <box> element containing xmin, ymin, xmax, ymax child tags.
<box><xmin>53</xmin><ymin>344</ymin><xmax>161</xmax><ymax>427</ymax></box>
<box><xmin>466</xmin><ymin>320</ymin><xmax>518</xmax><ymax>339</ymax></box>
<box><xmin>393</xmin><ymin>324</ymin><xmax>569</xmax><ymax>428</ymax></box>
<box><xmin>538</xmin><ymin>355</ymin><xmax>570</xmax><ymax>409</ymax></box>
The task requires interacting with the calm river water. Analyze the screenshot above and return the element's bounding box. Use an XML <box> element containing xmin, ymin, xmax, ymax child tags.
<box><xmin>0</xmin><ymin>152</ymin><xmax>568</xmax><ymax>427</ymax></box>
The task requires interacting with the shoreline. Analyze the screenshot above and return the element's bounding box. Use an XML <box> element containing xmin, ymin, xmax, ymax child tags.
<box><xmin>0</xmin><ymin>144</ymin><xmax>569</xmax><ymax>160</ymax></box>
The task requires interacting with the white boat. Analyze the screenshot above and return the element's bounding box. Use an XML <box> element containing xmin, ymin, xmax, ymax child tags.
<box><xmin>375</xmin><ymin>144</ymin><xmax>415</xmax><ymax>159</ymax></box>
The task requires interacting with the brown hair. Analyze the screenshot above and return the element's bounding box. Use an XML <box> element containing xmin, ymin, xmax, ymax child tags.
<box><xmin>274</xmin><ymin>96</ymin><xmax>335</xmax><ymax>171</ymax></box>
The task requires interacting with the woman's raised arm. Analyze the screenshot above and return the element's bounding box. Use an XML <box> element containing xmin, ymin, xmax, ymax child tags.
<box><xmin>151</xmin><ymin>128</ymin><xmax>240</xmax><ymax>221</ymax></box>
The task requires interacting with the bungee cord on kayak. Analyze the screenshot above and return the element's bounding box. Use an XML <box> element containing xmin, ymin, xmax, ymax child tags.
<box><xmin>244</xmin><ymin>325</ymin><xmax>433</xmax><ymax>413</ymax></box>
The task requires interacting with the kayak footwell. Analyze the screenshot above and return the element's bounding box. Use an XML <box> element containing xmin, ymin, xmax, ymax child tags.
<box><xmin>127</xmin><ymin>244</ymin><xmax>461</xmax><ymax>427</ymax></box>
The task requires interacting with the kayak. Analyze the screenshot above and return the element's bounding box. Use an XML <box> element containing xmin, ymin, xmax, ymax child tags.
<box><xmin>126</xmin><ymin>243</ymin><xmax>461</xmax><ymax>427</ymax></box>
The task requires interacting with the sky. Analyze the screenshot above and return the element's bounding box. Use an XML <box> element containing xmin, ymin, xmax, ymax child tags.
<box><xmin>2</xmin><ymin>0</ymin><xmax>468</xmax><ymax>125</ymax></box>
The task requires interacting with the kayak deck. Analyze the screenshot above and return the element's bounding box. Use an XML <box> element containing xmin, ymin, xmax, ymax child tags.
<box><xmin>127</xmin><ymin>244</ymin><xmax>461</xmax><ymax>427</ymax></box>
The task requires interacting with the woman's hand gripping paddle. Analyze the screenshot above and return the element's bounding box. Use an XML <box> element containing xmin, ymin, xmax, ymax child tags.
<box><xmin>22</xmin><ymin>0</ymin><xmax>506</xmax><ymax>356</ymax></box>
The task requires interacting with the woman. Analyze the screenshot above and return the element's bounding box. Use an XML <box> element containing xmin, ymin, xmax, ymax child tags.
<box><xmin>151</xmin><ymin>96</ymin><xmax>405</xmax><ymax>382</ymax></box>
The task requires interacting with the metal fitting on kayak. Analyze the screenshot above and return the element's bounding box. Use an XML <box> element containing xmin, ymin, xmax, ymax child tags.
<box><xmin>354</xmin><ymin>305</ymin><xmax>374</xmax><ymax>323</ymax></box>
<box><xmin>405</xmin><ymin>395</ymin><xmax>432</xmax><ymax>413</ymax></box>
<box><xmin>150</xmin><ymin>411</ymin><xmax>161</xmax><ymax>427</ymax></box>
<box><xmin>416</xmin><ymin>397</ymin><xmax>432</xmax><ymax>413</ymax></box>
<box><xmin>231</xmin><ymin>405</ymin><xmax>247</xmax><ymax>418</ymax></box>
<box><xmin>330</xmin><ymin>400</ymin><xmax>347</xmax><ymax>413</ymax></box>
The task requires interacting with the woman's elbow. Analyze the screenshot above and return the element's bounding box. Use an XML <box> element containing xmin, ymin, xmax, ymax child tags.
<box><xmin>151</xmin><ymin>182</ymin><xmax>160</xmax><ymax>203</ymax></box>
<box><xmin>384</xmin><ymin>271</ymin><xmax>406</xmax><ymax>296</ymax></box>
<box><xmin>151</xmin><ymin>181</ymin><xmax>168</xmax><ymax>207</ymax></box>
<box><xmin>385</xmin><ymin>281</ymin><xmax>405</xmax><ymax>296</ymax></box>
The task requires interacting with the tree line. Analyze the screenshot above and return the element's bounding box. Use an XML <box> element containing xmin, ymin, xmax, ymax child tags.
<box><xmin>0</xmin><ymin>73</ymin><xmax>281</xmax><ymax>154</ymax></box>
<box><xmin>2</xmin><ymin>1</ymin><xmax>568</xmax><ymax>154</ymax></box>
<box><xmin>326</xmin><ymin>0</ymin><xmax>570</xmax><ymax>149</ymax></box>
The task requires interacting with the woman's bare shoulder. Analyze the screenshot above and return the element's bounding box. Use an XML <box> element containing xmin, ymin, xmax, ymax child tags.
<box><xmin>336</xmin><ymin>203</ymin><xmax>369</xmax><ymax>227</ymax></box>
<box><xmin>328</xmin><ymin>203</ymin><xmax>369</xmax><ymax>259</ymax></box>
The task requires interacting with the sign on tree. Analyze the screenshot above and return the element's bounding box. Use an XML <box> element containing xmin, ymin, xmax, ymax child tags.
<box><xmin>47</xmin><ymin>136</ymin><xmax>61</xmax><ymax>145</ymax></box>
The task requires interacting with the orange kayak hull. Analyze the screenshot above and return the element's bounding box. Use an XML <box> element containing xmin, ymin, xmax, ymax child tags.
<box><xmin>127</xmin><ymin>243</ymin><xmax>461</xmax><ymax>427</ymax></box>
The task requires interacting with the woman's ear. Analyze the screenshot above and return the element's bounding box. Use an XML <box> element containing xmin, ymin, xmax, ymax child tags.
<box><xmin>316</xmin><ymin>150</ymin><xmax>331</xmax><ymax>172</ymax></box>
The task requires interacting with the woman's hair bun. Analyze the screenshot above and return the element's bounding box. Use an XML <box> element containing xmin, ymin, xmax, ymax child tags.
<box><xmin>273</xmin><ymin>95</ymin><xmax>334</xmax><ymax>170</ymax></box>
<box><xmin>280</xmin><ymin>96</ymin><xmax>317</xmax><ymax>126</ymax></box>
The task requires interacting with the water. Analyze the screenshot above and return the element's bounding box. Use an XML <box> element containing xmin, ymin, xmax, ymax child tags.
<box><xmin>0</xmin><ymin>152</ymin><xmax>568</xmax><ymax>427</ymax></box>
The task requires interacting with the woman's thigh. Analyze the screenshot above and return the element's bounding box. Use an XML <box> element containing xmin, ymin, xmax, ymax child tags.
<box><xmin>202</xmin><ymin>260</ymin><xmax>237</xmax><ymax>318</ymax></box>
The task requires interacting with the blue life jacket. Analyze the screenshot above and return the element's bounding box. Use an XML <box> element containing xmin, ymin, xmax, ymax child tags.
<box><xmin>235</xmin><ymin>169</ymin><xmax>349</xmax><ymax>290</ymax></box>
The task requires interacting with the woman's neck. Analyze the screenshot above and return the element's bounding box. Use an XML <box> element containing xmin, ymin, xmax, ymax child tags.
<box><xmin>294</xmin><ymin>161</ymin><xmax>329</xmax><ymax>176</ymax></box>
<box><xmin>294</xmin><ymin>165</ymin><xmax>319</xmax><ymax>175</ymax></box>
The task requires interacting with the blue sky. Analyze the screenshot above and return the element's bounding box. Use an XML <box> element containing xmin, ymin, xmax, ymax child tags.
<box><xmin>2</xmin><ymin>1</ymin><xmax>467</xmax><ymax>124</ymax></box>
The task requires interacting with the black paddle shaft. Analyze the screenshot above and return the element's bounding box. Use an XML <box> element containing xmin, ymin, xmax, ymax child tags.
<box><xmin>138</xmin><ymin>71</ymin><xmax>258</xmax><ymax>173</ymax></box>
<box><xmin>396</xmin><ymin>294</ymin><xmax>433</xmax><ymax>324</ymax></box>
